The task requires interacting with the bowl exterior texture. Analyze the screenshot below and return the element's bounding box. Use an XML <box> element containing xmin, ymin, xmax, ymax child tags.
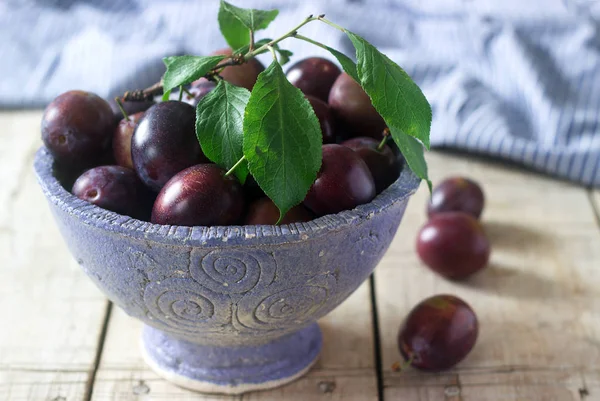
<box><xmin>35</xmin><ymin>148</ymin><xmax>420</xmax><ymax>347</ymax></box>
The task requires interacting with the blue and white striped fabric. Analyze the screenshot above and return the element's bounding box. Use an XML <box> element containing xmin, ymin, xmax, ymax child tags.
<box><xmin>1</xmin><ymin>0</ymin><xmax>599</xmax><ymax>186</ymax></box>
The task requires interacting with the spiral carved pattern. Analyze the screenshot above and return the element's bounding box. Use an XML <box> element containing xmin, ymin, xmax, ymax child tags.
<box><xmin>234</xmin><ymin>285</ymin><xmax>329</xmax><ymax>331</ymax></box>
<box><xmin>190</xmin><ymin>249</ymin><xmax>276</xmax><ymax>295</ymax></box>
<box><xmin>144</xmin><ymin>278</ymin><xmax>228</xmax><ymax>334</ymax></box>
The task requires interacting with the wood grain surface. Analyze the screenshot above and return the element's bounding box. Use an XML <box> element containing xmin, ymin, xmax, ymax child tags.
<box><xmin>1</xmin><ymin>111</ymin><xmax>599</xmax><ymax>400</ymax></box>
<box><xmin>376</xmin><ymin>153</ymin><xmax>600</xmax><ymax>400</ymax></box>
<box><xmin>0</xmin><ymin>111</ymin><xmax>109</xmax><ymax>400</ymax></box>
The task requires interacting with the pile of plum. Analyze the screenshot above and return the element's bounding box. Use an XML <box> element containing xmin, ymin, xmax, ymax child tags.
<box><xmin>418</xmin><ymin>177</ymin><xmax>489</xmax><ymax>280</ymax></box>
<box><xmin>41</xmin><ymin>51</ymin><xmax>402</xmax><ymax>227</ymax></box>
<box><xmin>398</xmin><ymin>177</ymin><xmax>489</xmax><ymax>372</ymax></box>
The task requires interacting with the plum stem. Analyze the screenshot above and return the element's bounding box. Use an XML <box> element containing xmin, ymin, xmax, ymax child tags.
<box><xmin>400</xmin><ymin>355</ymin><xmax>414</xmax><ymax>371</ymax></box>
<box><xmin>178</xmin><ymin>85</ymin><xmax>183</xmax><ymax>102</ymax></box>
<box><xmin>377</xmin><ymin>128</ymin><xmax>391</xmax><ymax>151</ymax></box>
<box><xmin>317</xmin><ymin>16</ymin><xmax>347</xmax><ymax>33</ymax></box>
<box><xmin>244</xmin><ymin>15</ymin><xmax>317</xmax><ymax>60</ymax></box>
<box><xmin>209</xmin><ymin>53</ymin><xmax>245</xmax><ymax>76</ymax></box>
<box><xmin>249</xmin><ymin>29</ymin><xmax>255</xmax><ymax>51</ymax></box>
<box><xmin>225</xmin><ymin>155</ymin><xmax>246</xmax><ymax>177</ymax></box>
<box><xmin>114</xmin><ymin>97</ymin><xmax>129</xmax><ymax>121</ymax></box>
<box><xmin>122</xmin><ymin>82</ymin><xmax>163</xmax><ymax>102</ymax></box>
<box><xmin>182</xmin><ymin>87</ymin><xmax>194</xmax><ymax>99</ymax></box>
<box><xmin>294</xmin><ymin>34</ymin><xmax>329</xmax><ymax>51</ymax></box>
<box><xmin>267</xmin><ymin>45</ymin><xmax>278</xmax><ymax>62</ymax></box>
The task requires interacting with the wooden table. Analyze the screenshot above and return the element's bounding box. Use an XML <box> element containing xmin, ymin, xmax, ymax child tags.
<box><xmin>1</xmin><ymin>110</ymin><xmax>599</xmax><ymax>400</ymax></box>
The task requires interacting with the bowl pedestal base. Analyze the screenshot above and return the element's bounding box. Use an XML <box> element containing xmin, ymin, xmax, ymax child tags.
<box><xmin>141</xmin><ymin>323</ymin><xmax>322</xmax><ymax>394</ymax></box>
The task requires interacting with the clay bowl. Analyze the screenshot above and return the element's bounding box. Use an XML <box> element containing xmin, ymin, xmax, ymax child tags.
<box><xmin>34</xmin><ymin>147</ymin><xmax>419</xmax><ymax>394</ymax></box>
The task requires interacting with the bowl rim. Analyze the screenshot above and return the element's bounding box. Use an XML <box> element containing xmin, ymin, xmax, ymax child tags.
<box><xmin>34</xmin><ymin>147</ymin><xmax>421</xmax><ymax>247</ymax></box>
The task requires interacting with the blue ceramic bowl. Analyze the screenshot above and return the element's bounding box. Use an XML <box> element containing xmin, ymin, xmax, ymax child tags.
<box><xmin>34</xmin><ymin>147</ymin><xmax>419</xmax><ymax>394</ymax></box>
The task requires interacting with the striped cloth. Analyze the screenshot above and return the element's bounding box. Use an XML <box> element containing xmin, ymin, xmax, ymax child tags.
<box><xmin>2</xmin><ymin>0</ymin><xmax>599</xmax><ymax>186</ymax></box>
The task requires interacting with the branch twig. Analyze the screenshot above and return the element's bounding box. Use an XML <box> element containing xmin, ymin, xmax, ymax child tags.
<box><xmin>122</xmin><ymin>82</ymin><xmax>164</xmax><ymax>102</ymax></box>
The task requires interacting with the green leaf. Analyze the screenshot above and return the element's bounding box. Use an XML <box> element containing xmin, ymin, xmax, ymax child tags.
<box><xmin>243</xmin><ymin>61</ymin><xmax>322</xmax><ymax>220</ymax></box>
<box><xmin>218</xmin><ymin>1</ymin><xmax>250</xmax><ymax>49</ymax></box>
<box><xmin>347</xmin><ymin>32</ymin><xmax>432</xmax><ymax>149</ymax></box>
<box><xmin>325</xmin><ymin>46</ymin><xmax>358</xmax><ymax>81</ymax></box>
<box><xmin>389</xmin><ymin>126</ymin><xmax>431</xmax><ymax>191</ymax></box>
<box><xmin>196</xmin><ymin>80</ymin><xmax>250</xmax><ymax>183</ymax></box>
<box><xmin>220</xmin><ymin>1</ymin><xmax>279</xmax><ymax>32</ymax></box>
<box><xmin>162</xmin><ymin>55</ymin><xmax>226</xmax><ymax>96</ymax></box>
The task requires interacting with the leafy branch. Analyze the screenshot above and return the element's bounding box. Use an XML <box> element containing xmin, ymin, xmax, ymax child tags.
<box><xmin>122</xmin><ymin>1</ymin><xmax>432</xmax><ymax>219</ymax></box>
